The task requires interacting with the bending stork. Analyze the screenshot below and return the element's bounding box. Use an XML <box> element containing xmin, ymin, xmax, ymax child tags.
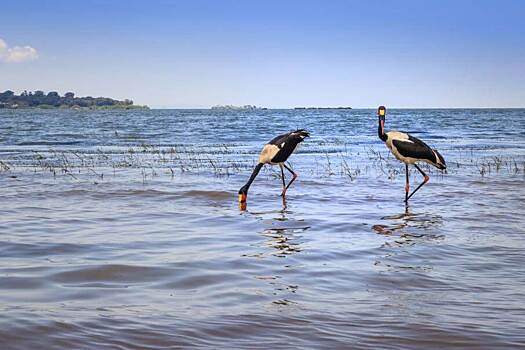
<box><xmin>238</xmin><ymin>129</ymin><xmax>310</xmax><ymax>209</ymax></box>
<box><xmin>377</xmin><ymin>106</ymin><xmax>446</xmax><ymax>202</ymax></box>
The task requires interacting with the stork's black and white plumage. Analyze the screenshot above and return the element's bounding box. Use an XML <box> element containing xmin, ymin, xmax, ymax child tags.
<box><xmin>377</xmin><ymin>106</ymin><xmax>446</xmax><ymax>202</ymax></box>
<box><xmin>238</xmin><ymin>129</ymin><xmax>310</xmax><ymax>209</ymax></box>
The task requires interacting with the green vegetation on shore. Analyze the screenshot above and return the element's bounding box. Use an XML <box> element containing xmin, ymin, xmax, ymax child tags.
<box><xmin>0</xmin><ymin>90</ymin><xmax>148</xmax><ymax>110</ymax></box>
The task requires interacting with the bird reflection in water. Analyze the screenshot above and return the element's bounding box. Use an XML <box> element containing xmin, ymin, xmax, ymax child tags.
<box><xmin>245</xmin><ymin>201</ymin><xmax>309</xmax><ymax>306</ymax></box>
<box><xmin>372</xmin><ymin>204</ymin><xmax>444</xmax><ymax>271</ymax></box>
<box><xmin>262</xmin><ymin>227</ymin><xmax>304</xmax><ymax>257</ymax></box>
<box><xmin>247</xmin><ymin>200</ymin><xmax>309</xmax><ymax>258</ymax></box>
<box><xmin>372</xmin><ymin>204</ymin><xmax>444</xmax><ymax>246</ymax></box>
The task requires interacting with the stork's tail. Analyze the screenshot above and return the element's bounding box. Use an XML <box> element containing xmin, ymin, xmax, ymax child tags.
<box><xmin>433</xmin><ymin>149</ymin><xmax>446</xmax><ymax>170</ymax></box>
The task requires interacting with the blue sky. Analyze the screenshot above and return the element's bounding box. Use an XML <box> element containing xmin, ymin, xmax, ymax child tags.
<box><xmin>1</xmin><ymin>0</ymin><xmax>523</xmax><ymax>108</ymax></box>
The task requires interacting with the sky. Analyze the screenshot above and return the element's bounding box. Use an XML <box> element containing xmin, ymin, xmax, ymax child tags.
<box><xmin>0</xmin><ymin>0</ymin><xmax>524</xmax><ymax>108</ymax></box>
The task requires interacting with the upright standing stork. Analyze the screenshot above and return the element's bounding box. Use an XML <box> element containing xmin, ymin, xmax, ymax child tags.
<box><xmin>238</xmin><ymin>129</ymin><xmax>310</xmax><ymax>209</ymax></box>
<box><xmin>377</xmin><ymin>106</ymin><xmax>446</xmax><ymax>202</ymax></box>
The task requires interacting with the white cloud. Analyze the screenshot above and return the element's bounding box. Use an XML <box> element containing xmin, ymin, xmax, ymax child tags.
<box><xmin>0</xmin><ymin>38</ymin><xmax>38</xmax><ymax>63</ymax></box>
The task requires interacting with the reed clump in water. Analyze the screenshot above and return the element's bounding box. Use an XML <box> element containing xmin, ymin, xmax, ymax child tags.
<box><xmin>0</xmin><ymin>160</ymin><xmax>10</xmax><ymax>172</ymax></box>
<box><xmin>477</xmin><ymin>156</ymin><xmax>525</xmax><ymax>177</ymax></box>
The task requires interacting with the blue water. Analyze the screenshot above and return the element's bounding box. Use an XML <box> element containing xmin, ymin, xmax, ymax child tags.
<box><xmin>0</xmin><ymin>108</ymin><xmax>524</xmax><ymax>349</ymax></box>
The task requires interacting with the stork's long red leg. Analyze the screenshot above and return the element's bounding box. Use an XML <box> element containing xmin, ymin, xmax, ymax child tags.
<box><xmin>279</xmin><ymin>163</ymin><xmax>286</xmax><ymax>195</ymax></box>
<box><xmin>405</xmin><ymin>164</ymin><xmax>410</xmax><ymax>203</ymax></box>
<box><xmin>281</xmin><ymin>163</ymin><xmax>298</xmax><ymax>197</ymax></box>
<box><xmin>406</xmin><ymin>164</ymin><xmax>429</xmax><ymax>201</ymax></box>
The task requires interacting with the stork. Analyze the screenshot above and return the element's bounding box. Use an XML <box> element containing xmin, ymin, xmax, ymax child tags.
<box><xmin>377</xmin><ymin>106</ymin><xmax>446</xmax><ymax>202</ymax></box>
<box><xmin>238</xmin><ymin>129</ymin><xmax>310</xmax><ymax>209</ymax></box>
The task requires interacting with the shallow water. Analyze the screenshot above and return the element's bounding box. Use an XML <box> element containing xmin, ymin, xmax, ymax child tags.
<box><xmin>1</xmin><ymin>109</ymin><xmax>524</xmax><ymax>349</ymax></box>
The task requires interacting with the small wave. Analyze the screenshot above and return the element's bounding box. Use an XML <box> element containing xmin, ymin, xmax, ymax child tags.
<box><xmin>95</xmin><ymin>189</ymin><xmax>174</xmax><ymax>198</ymax></box>
<box><xmin>180</xmin><ymin>190</ymin><xmax>232</xmax><ymax>200</ymax></box>
<box><xmin>50</xmin><ymin>264</ymin><xmax>174</xmax><ymax>284</ymax></box>
<box><xmin>0</xmin><ymin>276</ymin><xmax>49</xmax><ymax>289</ymax></box>
<box><xmin>16</xmin><ymin>141</ymin><xmax>82</xmax><ymax>146</ymax></box>
<box><xmin>0</xmin><ymin>241</ymin><xmax>89</xmax><ymax>258</ymax></box>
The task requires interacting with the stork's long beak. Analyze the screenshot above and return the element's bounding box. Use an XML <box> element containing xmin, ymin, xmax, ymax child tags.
<box><xmin>239</xmin><ymin>193</ymin><xmax>247</xmax><ymax>210</ymax></box>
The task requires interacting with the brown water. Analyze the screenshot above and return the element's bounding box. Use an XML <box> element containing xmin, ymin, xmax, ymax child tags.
<box><xmin>1</xmin><ymin>109</ymin><xmax>524</xmax><ymax>349</ymax></box>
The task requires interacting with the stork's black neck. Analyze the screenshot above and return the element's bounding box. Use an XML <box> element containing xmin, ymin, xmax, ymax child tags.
<box><xmin>378</xmin><ymin>116</ymin><xmax>387</xmax><ymax>142</ymax></box>
<box><xmin>239</xmin><ymin>162</ymin><xmax>263</xmax><ymax>194</ymax></box>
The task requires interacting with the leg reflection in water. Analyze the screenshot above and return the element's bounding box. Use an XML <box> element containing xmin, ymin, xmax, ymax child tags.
<box><xmin>372</xmin><ymin>204</ymin><xmax>444</xmax><ymax>242</ymax></box>
<box><xmin>372</xmin><ymin>204</ymin><xmax>445</xmax><ymax>272</ymax></box>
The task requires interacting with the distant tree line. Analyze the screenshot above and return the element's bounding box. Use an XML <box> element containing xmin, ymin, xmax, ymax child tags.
<box><xmin>0</xmin><ymin>90</ymin><xmax>140</xmax><ymax>109</ymax></box>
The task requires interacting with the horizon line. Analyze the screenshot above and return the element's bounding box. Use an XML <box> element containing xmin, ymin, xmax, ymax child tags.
<box><xmin>149</xmin><ymin>106</ymin><xmax>525</xmax><ymax>110</ymax></box>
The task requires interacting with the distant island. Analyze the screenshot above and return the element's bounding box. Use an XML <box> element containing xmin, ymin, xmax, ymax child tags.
<box><xmin>211</xmin><ymin>105</ymin><xmax>267</xmax><ymax>111</ymax></box>
<box><xmin>0</xmin><ymin>90</ymin><xmax>148</xmax><ymax>110</ymax></box>
<box><xmin>294</xmin><ymin>106</ymin><xmax>352</xmax><ymax>110</ymax></box>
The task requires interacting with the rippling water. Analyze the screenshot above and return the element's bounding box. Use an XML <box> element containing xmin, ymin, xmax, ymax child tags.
<box><xmin>1</xmin><ymin>109</ymin><xmax>524</xmax><ymax>349</ymax></box>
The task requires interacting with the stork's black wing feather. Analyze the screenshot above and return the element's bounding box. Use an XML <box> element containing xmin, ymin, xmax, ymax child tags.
<box><xmin>268</xmin><ymin>129</ymin><xmax>309</xmax><ymax>163</ymax></box>
<box><xmin>268</xmin><ymin>129</ymin><xmax>309</xmax><ymax>146</ymax></box>
<box><xmin>268</xmin><ymin>131</ymin><xmax>294</xmax><ymax>146</ymax></box>
<box><xmin>392</xmin><ymin>134</ymin><xmax>436</xmax><ymax>162</ymax></box>
<box><xmin>434</xmin><ymin>148</ymin><xmax>446</xmax><ymax>167</ymax></box>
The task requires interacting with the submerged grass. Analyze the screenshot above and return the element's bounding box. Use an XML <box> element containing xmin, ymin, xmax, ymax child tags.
<box><xmin>0</xmin><ymin>160</ymin><xmax>10</xmax><ymax>172</ymax></box>
<box><xmin>1</xmin><ymin>143</ymin><xmax>524</xmax><ymax>182</ymax></box>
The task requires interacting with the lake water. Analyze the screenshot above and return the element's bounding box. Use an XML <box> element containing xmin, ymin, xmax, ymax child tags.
<box><xmin>1</xmin><ymin>108</ymin><xmax>524</xmax><ymax>349</ymax></box>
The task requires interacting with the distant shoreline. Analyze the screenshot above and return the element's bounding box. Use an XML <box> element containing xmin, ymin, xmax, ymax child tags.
<box><xmin>210</xmin><ymin>105</ymin><xmax>267</xmax><ymax>111</ymax></box>
<box><xmin>0</xmin><ymin>105</ymin><xmax>149</xmax><ymax>110</ymax></box>
<box><xmin>0</xmin><ymin>90</ymin><xmax>149</xmax><ymax>110</ymax></box>
<box><xmin>294</xmin><ymin>106</ymin><xmax>352</xmax><ymax>110</ymax></box>
<box><xmin>209</xmin><ymin>105</ymin><xmax>353</xmax><ymax>111</ymax></box>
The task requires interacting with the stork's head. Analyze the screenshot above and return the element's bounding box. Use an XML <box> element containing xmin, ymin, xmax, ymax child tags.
<box><xmin>238</xmin><ymin>186</ymin><xmax>248</xmax><ymax>210</ymax></box>
<box><xmin>377</xmin><ymin>106</ymin><xmax>386</xmax><ymax>122</ymax></box>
